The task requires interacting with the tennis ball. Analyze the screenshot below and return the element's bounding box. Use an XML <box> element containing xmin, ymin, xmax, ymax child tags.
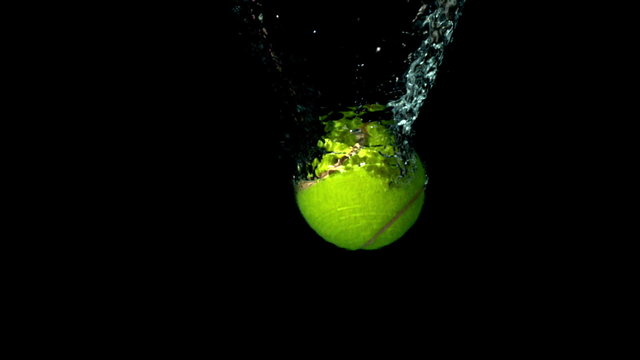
<box><xmin>295</xmin><ymin>105</ymin><xmax>427</xmax><ymax>250</ymax></box>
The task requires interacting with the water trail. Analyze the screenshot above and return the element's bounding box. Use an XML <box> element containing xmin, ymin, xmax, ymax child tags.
<box><xmin>389</xmin><ymin>0</ymin><xmax>466</xmax><ymax>136</ymax></box>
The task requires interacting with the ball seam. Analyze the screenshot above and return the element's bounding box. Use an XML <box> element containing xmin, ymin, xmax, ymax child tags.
<box><xmin>359</xmin><ymin>185</ymin><xmax>425</xmax><ymax>249</ymax></box>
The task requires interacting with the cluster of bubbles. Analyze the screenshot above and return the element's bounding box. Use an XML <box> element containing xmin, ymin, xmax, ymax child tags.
<box><xmin>389</xmin><ymin>0</ymin><xmax>465</xmax><ymax>137</ymax></box>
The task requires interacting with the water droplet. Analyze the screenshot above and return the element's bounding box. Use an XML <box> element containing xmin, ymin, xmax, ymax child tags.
<box><xmin>312</xmin><ymin>29</ymin><xmax>317</xmax><ymax>34</ymax></box>
<box><xmin>375</xmin><ymin>46</ymin><xmax>382</xmax><ymax>53</ymax></box>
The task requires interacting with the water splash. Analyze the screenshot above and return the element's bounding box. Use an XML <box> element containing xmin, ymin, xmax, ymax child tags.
<box><xmin>389</xmin><ymin>0</ymin><xmax>465</xmax><ymax>136</ymax></box>
<box><xmin>233</xmin><ymin>0</ymin><xmax>466</xmax><ymax>180</ymax></box>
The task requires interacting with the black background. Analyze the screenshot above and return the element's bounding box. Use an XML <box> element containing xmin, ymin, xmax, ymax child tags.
<box><xmin>18</xmin><ymin>1</ymin><xmax>621</xmax><ymax>347</ymax></box>
<box><xmin>12</xmin><ymin>1</ymin><xmax>620</xmax><ymax>346</ymax></box>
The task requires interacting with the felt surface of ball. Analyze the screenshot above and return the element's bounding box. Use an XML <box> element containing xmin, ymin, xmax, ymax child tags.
<box><xmin>295</xmin><ymin>105</ymin><xmax>427</xmax><ymax>250</ymax></box>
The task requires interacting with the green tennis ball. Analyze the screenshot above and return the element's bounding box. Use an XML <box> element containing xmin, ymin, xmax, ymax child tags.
<box><xmin>295</xmin><ymin>105</ymin><xmax>427</xmax><ymax>250</ymax></box>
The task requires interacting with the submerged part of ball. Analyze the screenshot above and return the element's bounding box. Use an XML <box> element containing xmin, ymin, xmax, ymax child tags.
<box><xmin>295</xmin><ymin>105</ymin><xmax>427</xmax><ymax>250</ymax></box>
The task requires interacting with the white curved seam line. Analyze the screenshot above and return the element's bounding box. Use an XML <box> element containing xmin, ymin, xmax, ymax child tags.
<box><xmin>360</xmin><ymin>186</ymin><xmax>425</xmax><ymax>249</ymax></box>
